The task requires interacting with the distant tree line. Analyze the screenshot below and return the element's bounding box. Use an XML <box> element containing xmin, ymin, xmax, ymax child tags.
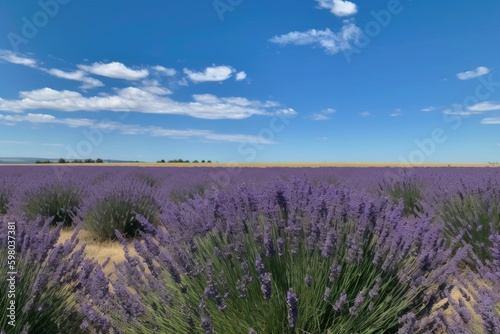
<box><xmin>156</xmin><ymin>159</ymin><xmax>212</xmax><ymax>163</ymax></box>
<box><xmin>36</xmin><ymin>158</ymin><xmax>104</xmax><ymax>164</ymax></box>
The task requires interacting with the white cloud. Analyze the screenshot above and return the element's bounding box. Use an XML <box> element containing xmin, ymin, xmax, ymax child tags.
<box><xmin>322</xmin><ymin>108</ymin><xmax>336</xmax><ymax>114</ymax></box>
<box><xmin>311</xmin><ymin>113</ymin><xmax>329</xmax><ymax>121</ymax></box>
<box><xmin>0</xmin><ymin>49</ymin><xmax>37</xmax><ymax>68</ymax></box>
<box><xmin>456</xmin><ymin>66</ymin><xmax>490</xmax><ymax>80</ymax></box>
<box><xmin>360</xmin><ymin>111</ymin><xmax>370</xmax><ymax>117</ymax></box>
<box><xmin>236</xmin><ymin>71</ymin><xmax>247</xmax><ymax>81</ymax></box>
<box><xmin>481</xmin><ymin>117</ymin><xmax>500</xmax><ymax>125</ymax></box>
<box><xmin>0</xmin><ymin>113</ymin><xmax>275</xmax><ymax>144</ymax></box>
<box><xmin>183</xmin><ymin>65</ymin><xmax>235</xmax><ymax>83</ymax></box>
<box><xmin>310</xmin><ymin>108</ymin><xmax>336</xmax><ymax>120</ymax></box>
<box><xmin>45</xmin><ymin>69</ymin><xmax>104</xmax><ymax>89</ymax></box>
<box><xmin>276</xmin><ymin>108</ymin><xmax>297</xmax><ymax>116</ymax></box>
<box><xmin>441</xmin><ymin>101</ymin><xmax>500</xmax><ymax>116</ymax></box>
<box><xmin>468</xmin><ymin>101</ymin><xmax>500</xmax><ymax>112</ymax></box>
<box><xmin>421</xmin><ymin>106</ymin><xmax>438</xmax><ymax>112</ymax></box>
<box><xmin>390</xmin><ymin>108</ymin><xmax>403</xmax><ymax>117</ymax></box>
<box><xmin>78</xmin><ymin>62</ymin><xmax>149</xmax><ymax>80</ymax></box>
<box><xmin>141</xmin><ymin>80</ymin><xmax>172</xmax><ymax>95</ymax></box>
<box><xmin>0</xmin><ymin>87</ymin><xmax>285</xmax><ymax>120</ymax></box>
<box><xmin>442</xmin><ymin>109</ymin><xmax>483</xmax><ymax>116</ymax></box>
<box><xmin>315</xmin><ymin>0</ymin><xmax>357</xmax><ymax>17</ymax></box>
<box><xmin>269</xmin><ymin>23</ymin><xmax>362</xmax><ymax>55</ymax></box>
<box><xmin>153</xmin><ymin>66</ymin><xmax>177</xmax><ymax>76</ymax></box>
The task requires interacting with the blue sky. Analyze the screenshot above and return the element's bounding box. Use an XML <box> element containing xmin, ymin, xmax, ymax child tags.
<box><xmin>0</xmin><ymin>0</ymin><xmax>499</xmax><ymax>163</ymax></box>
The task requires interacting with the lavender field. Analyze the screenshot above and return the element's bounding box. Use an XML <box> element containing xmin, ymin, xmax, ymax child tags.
<box><xmin>1</xmin><ymin>166</ymin><xmax>500</xmax><ymax>333</ymax></box>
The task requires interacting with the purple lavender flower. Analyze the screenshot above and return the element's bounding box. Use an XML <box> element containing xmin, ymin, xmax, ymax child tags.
<box><xmin>265</xmin><ymin>236</ymin><xmax>275</xmax><ymax>257</ymax></box>
<box><xmin>333</xmin><ymin>291</ymin><xmax>347</xmax><ymax>312</ymax></box>
<box><xmin>255</xmin><ymin>254</ymin><xmax>265</xmax><ymax>274</ymax></box>
<box><xmin>323</xmin><ymin>287</ymin><xmax>331</xmax><ymax>302</ymax></box>
<box><xmin>286</xmin><ymin>288</ymin><xmax>299</xmax><ymax>328</ymax></box>
<box><xmin>201</xmin><ymin>316</ymin><xmax>213</xmax><ymax>334</ymax></box>
<box><xmin>277</xmin><ymin>237</ymin><xmax>285</xmax><ymax>256</ymax></box>
<box><xmin>304</xmin><ymin>275</ymin><xmax>313</xmax><ymax>288</ymax></box>
<box><xmin>349</xmin><ymin>289</ymin><xmax>366</xmax><ymax>316</ymax></box>
<box><xmin>328</xmin><ymin>262</ymin><xmax>342</xmax><ymax>283</ymax></box>
<box><xmin>260</xmin><ymin>272</ymin><xmax>272</xmax><ymax>300</ymax></box>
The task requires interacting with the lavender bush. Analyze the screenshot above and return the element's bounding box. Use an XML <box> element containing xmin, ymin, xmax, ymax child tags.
<box><xmin>0</xmin><ymin>180</ymin><xmax>11</xmax><ymax>214</ymax></box>
<box><xmin>107</xmin><ymin>179</ymin><xmax>464</xmax><ymax>333</ymax></box>
<box><xmin>379</xmin><ymin>175</ymin><xmax>424</xmax><ymax>217</ymax></box>
<box><xmin>0</xmin><ymin>217</ymin><xmax>85</xmax><ymax>333</ymax></box>
<box><xmin>437</xmin><ymin>191</ymin><xmax>500</xmax><ymax>264</ymax></box>
<box><xmin>18</xmin><ymin>181</ymin><xmax>84</xmax><ymax>227</ymax></box>
<box><xmin>82</xmin><ymin>178</ymin><xmax>162</xmax><ymax>240</ymax></box>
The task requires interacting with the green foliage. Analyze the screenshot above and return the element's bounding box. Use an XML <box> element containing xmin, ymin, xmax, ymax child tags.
<box><xmin>21</xmin><ymin>183</ymin><xmax>83</xmax><ymax>227</ymax></box>
<box><xmin>58</xmin><ymin>158</ymin><xmax>66</xmax><ymax>163</ymax></box>
<box><xmin>35</xmin><ymin>160</ymin><xmax>51</xmax><ymax>164</ymax></box>
<box><xmin>157</xmin><ymin>159</ymin><xmax>166</xmax><ymax>163</ymax></box>
<box><xmin>0</xmin><ymin>181</ymin><xmax>10</xmax><ymax>214</ymax></box>
<box><xmin>120</xmin><ymin>218</ymin><xmax>429</xmax><ymax>333</ymax></box>
<box><xmin>438</xmin><ymin>192</ymin><xmax>500</xmax><ymax>264</ymax></box>
<box><xmin>0</xmin><ymin>247</ymin><xmax>82</xmax><ymax>333</ymax></box>
<box><xmin>84</xmin><ymin>159</ymin><xmax>95</xmax><ymax>163</ymax></box>
<box><xmin>84</xmin><ymin>194</ymin><xmax>160</xmax><ymax>240</ymax></box>
<box><xmin>380</xmin><ymin>179</ymin><xmax>424</xmax><ymax>217</ymax></box>
<box><xmin>167</xmin><ymin>159</ymin><xmax>190</xmax><ymax>163</ymax></box>
<box><xmin>96</xmin><ymin>158</ymin><xmax>104</xmax><ymax>163</ymax></box>
<box><xmin>72</xmin><ymin>159</ymin><xmax>83</xmax><ymax>163</ymax></box>
<box><xmin>169</xmin><ymin>183</ymin><xmax>209</xmax><ymax>204</ymax></box>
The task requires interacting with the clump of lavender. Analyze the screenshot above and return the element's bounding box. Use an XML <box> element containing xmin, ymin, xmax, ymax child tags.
<box><xmin>0</xmin><ymin>178</ymin><xmax>13</xmax><ymax>214</ymax></box>
<box><xmin>169</xmin><ymin>183</ymin><xmax>210</xmax><ymax>204</ymax></box>
<box><xmin>18</xmin><ymin>180</ymin><xmax>85</xmax><ymax>227</ymax></box>
<box><xmin>106</xmin><ymin>178</ymin><xmax>460</xmax><ymax>333</ymax></box>
<box><xmin>82</xmin><ymin>177</ymin><xmax>161</xmax><ymax>240</ymax></box>
<box><xmin>0</xmin><ymin>218</ymin><xmax>85</xmax><ymax>333</ymax></box>
<box><xmin>379</xmin><ymin>172</ymin><xmax>425</xmax><ymax>217</ymax></box>
<box><xmin>437</xmin><ymin>191</ymin><xmax>500</xmax><ymax>264</ymax></box>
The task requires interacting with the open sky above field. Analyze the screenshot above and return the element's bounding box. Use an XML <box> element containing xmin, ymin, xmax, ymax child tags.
<box><xmin>0</xmin><ymin>0</ymin><xmax>499</xmax><ymax>163</ymax></box>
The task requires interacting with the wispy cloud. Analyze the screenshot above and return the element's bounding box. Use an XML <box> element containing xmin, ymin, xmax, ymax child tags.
<box><xmin>78</xmin><ymin>62</ymin><xmax>149</xmax><ymax>80</ymax></box>
<box><xmin>421</xmin><ymin>106</ymin><xmax>438</xmax><ymax>112</ymax></box>
<box><xmin>183</xmin><ymin>65</ymin><xmax>236</xmax><ymax>83</ymax></box>
<box><xmin>360</xmin><ymin>111</ymin><xmax>370</xmax><ymax>117</ymax></box>
<box><xmin>468</xmin><ymin>101</ymin><xmax>500</xmax><ymax>112</ymax></box>
<box><xmin>153</xmin><ymin>65</ymin><xmax>177</xmax><ymax>76</ymax></box>
<box><xmin>315</xmin><ymin>0</ymin><xmax>358</xmax><ymax>17</ymax></box>
<box><xmin>456</xmin><ymin>66</ymin><xmax>489</xmax><ymax>80</ymax></box>
<box><xmin>441</xmin><ymin>101</ymin><xmax>500</xmax><ymax>116</ymax></box>
<box><xmin>390</xmin><ymin>108</ymin><xmax>403</xmax><ymax>117</ymax></box>
<box><xmin>269</xmin><ymin>22</ymin><xmax>362</xmax><ymax>55</ymax></box>
<box><xmin>481</xmin><ymin>117</ymin><xmax>500</xmax><ymax>125</ymax></box>
<box><xmin>442</xmin><ymin>109</ymin><xmax>483</xmax><ymax>116</ymax></box>
<box><xmin>0</xmin><ymin>49</ymin><xmax>37</xmax><ymax>68</ymax></box>
<box><xmin>310</xmin><ymin>108</ymin><xmax>336</xmax><ymax>120</ymax></box>
<box><xmin>44</xmin><ymin>68</ymin><xmax>104</xmax><ymax>89</ymax></box>
<box><xmin>0</xmin><ymin>87</ymin><xmax>284</xmax><ymax>120</ymax></box>
<box><xmin>0</xmin><ymin>113</ymin><xmax>275</xmax><ymax>144</ymax></box>
<box><xmin>0</xmin><ymin>49</ymin><xmax>106</xmax><ymax>89</ymax></box>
